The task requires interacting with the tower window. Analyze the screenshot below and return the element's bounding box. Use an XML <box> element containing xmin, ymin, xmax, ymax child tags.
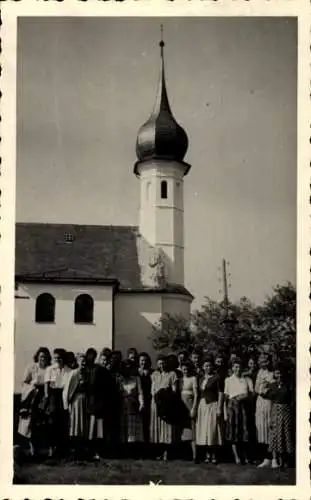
<box><xmin>74</xmin><ymin>294</ymin><xmax>94</xmax><ymax>324</ymax></box>
<box><xmin>161</xmin><ymin>180</ymin><xmax>168</xmax><ymax>199</ymax></box>
<box><xmin>35</xmin><ymin>293</ymin><xmax>55</xmax><ymax>323</ymax></box>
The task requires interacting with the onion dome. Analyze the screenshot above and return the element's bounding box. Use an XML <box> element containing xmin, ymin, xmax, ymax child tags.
<box><xmin>135</xmin><ymin>31</ymin><xmax>190</xmax><ymax>173</ymax></box>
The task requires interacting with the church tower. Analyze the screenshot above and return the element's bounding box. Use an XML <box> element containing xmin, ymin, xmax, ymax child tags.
<box><xmin>134</xmin><ymin>30</ymin><xmax>191</xmax><ymax>286</ymax></box>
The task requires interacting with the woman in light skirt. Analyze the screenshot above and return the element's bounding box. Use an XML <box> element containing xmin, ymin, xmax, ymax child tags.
<box><xmin>18</xmin><ymin>347</ymin><xmax>51</xmax><ymax>456</ymax></box>
<box><xmin>196</xmin><ymin>357</ymin><xmax>224</xmax><ymax>464</ymax></box>
<box><xmin>150</xmin><ymin>355</ymin><xmax>178</xmax><ymax>461</ymax></box>
<box><xmin>255</xmin><ymin>353</ymin><xmax>274</xmax><ymax>467</ymax></box>
<box><xmin>179</xmin><ymin>360</ymin><xmax>198</xmax><ymax>462</ymax></box>
<box><xmin>63</xmin><ymin>353</ymin><xmax>89</xmax><ymax>460</ymax></box>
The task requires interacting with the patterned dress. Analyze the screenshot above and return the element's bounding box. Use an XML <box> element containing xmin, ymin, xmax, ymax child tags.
<box><xmin>196</xmin><ymin>374</ymin><xmax>224</xmax><ymax>446</ymax></box>
<box><xmin>120</xmin><ymin>376</ymin><xmax>144</xmax><ymax>443</ymax></box>
<box><xmin>179</xmin><ymin>375</ymin><xmax>197</xmax><ymax>441</ymax></box>
<box><xmin>224</xmin><ymin>374</ymin><xmax>254</xmax><ymax>443</ymax></box>
<box><xmin>255</xmin><ymin>369</ymin><xmax>274</xmax><ymax>444</ymax></box>
<box><xmin>150</xmin><ymin>370</ymin><xmax>177</xmax><ymax>444</ymax></box>
<box><xmin>264</xmin><ymin>382</ymin><xmax>294</xmax><ymax>454</ymax></box>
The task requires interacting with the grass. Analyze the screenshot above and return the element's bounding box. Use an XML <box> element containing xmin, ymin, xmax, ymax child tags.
<box><xmin>14</xmin><ymin>459</ymin><xmax>295</xmax><ymax>485</ymax></box>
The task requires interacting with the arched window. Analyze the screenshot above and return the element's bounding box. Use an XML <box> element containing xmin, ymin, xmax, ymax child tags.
<box><xmin>74</xmin><ymin>294</ymin><xmax>94</xmax><ymax>324</ymax></box>
<box><xmin>161</xmin><ymin>180</ymin><xmax>168</xmax><ymax>199</ymax></box>
<box><xmin>35</xmin><ymin>293</ymin><xmax>55</xmax><ymax>323</ymax></box>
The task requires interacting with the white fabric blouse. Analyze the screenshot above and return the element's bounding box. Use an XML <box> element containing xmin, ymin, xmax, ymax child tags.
<box><xmin>44</xmin><ymin>363</ymin><xmax>72</xmax><ymax>389</ymax></box>
<box><xmin>224</xmin><ymin>374</ymin><xmax>253</xmax><ymax>399</ymax></box>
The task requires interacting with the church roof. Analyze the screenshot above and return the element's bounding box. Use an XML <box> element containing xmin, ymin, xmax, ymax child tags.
<box><xmin>134</xmin><ymin>33</ymin><xmax>190</xmax><ymax>174</ymax></box>
<box><xmin>15</xmin><ymin>223</ymin><xmax>142</xmax><ymax>289</ymax></box>
<box><xmin>15</xmin><ymin>222</ymin><xmax>193</xmax><ymax>298</ymax></box>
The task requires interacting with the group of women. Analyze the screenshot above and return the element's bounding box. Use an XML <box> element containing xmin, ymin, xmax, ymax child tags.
<box><xmin>17</xmin><ymin>346</ymin><xmax>295</xmax><ymax>469</ymax></box>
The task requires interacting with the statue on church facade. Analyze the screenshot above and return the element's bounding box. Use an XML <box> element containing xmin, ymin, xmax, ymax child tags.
<box><xmin>148</xmin><ymin>247</ymin><xmax>166</xmax><ymax>288</ymax></box>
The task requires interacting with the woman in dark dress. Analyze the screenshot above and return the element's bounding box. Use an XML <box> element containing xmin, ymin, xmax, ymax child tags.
<box><xmin>262</xmin><ymin>363</ymin><xmax>294</xmax><ymax>468</ymax></box>
<box><xmin>138</xmin><ymin>352</ymin><xmax>152</xmax><ymax>451</ymax></box>
<box><xmin>243</xmin><ymin>356</ymin><xmax>258</xmax><ymax>463</ymax></box>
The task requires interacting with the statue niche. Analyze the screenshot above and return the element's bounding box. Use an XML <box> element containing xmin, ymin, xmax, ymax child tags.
<box><xmin>148</xmin><ymin>247</ymin><xmax>166</xmax><ymax>288</ymax></box>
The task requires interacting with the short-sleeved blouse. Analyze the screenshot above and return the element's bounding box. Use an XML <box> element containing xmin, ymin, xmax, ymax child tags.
<box><xmin>44</xmin><ymin>363</ymin><xmax>72</xmax><ymax>389</ymax></box>
<box><xmin>255</xmin><ymin>368</ymin><xmax>274</xmax><ymax>395</ymax></box>
<box><xmin>151</xmin><ymin>370</ymin><xmax>177</xmax><ymax>396</ymax></box>
<box><xmin>22</xmin><ymin>363</ymin><xmax>47</xmax><ymax>387</ymax></box>
<box><xmin>224</xmin><ymin>374</ymin><xmax>253</xmax><ymax>399</ymax></box>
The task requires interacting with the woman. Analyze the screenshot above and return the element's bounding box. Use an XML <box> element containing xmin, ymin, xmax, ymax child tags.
<box><xmin>177</xmin><ymin>351</ymin><xmax>188</xmax><ymax>377</ymax></box>
<box><xmin>65</xmin><ymin>351</ymin><xmax>78</xmax><ymax>370</ymax></box>
<box><xmin>99</xmin><ymin>348</ymin><xmax>112</xmax><ymax>370</ymax></box>
<box><xmin>63</xmin><ymin>353</ymin><xmax>89</xmax><ymax>460</ymax></box>
<box><xmin>120</xmin><ymin>362</ymin><xmax>144</xmax><ymax>456</ymax></box>
<box><xmin>150</xmin><ymin>355</ymin><xmax>178</xmax><ymax>461</ymax></box>
<box><xmin>138</xmin><ymin>353</ymin><xmax>152</xmax><ymax>448</ymax></box>
<box><xmin>18</xmin><ymin>347</ymin><xmax>51</xmax><ymax>456</ymax></box>
<box><xmin>191</xmin><ymin>350</ymin><xmax>203</xmax><ymax>378</ymax></box>
<box><xmin>196</xmin><ymin>357</ymin><xmax>224</xmax><ymax>464</ymax></box>
<box><xmin>44</xmin><ymin>348</ymin><xmax>72</xmax><ymax>458</ymax></box>
<box><xmin>262</xmin><ymin>363</ymin><xmax>294</xmax><ymax>468</ymax></box>
<box><xmin>243</xmin><ymin>355</ymin><xmax>258</xmax><ymax>462</ymax></box>
<box><xmin>126</xmin><ymin>347</ymin><xmax>138</xmax><ymax>374</ymax></box>
<box><xmin>255</xmin><ymin>354</ymin><xmax>274</xmax><ymax>467</ymax></box>
<box><xmin>179</xmin><ymin>361</ymin><xmax>198</xmax><ymax>462</ymax></box>
<box><xmin>224</xmin><ymin>358</ymin><xmax>254</xmax><ymax>464</ymax></box>
<box><xmin>86</xmin><ymin>348</ymin><xmax>110</xmax><ymax>460</ymax></box>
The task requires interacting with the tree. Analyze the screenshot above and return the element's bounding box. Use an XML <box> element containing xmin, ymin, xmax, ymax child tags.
<box><xmin>150</xmin><ymin>313</ymin><xmax>194</xmax><ymax>353</ymax></box>
<box><xmin>150</xmin><ymin>283</ymin><xmax>296</xmax><ymax>368</ymax></box>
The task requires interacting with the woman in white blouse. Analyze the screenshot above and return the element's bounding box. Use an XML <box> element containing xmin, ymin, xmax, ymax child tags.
<box><xmin>224</xmin><ymin>358</ymin><xmax>254</xmax><ymax>464</ymax></box>
<box><xmin>18</xmin><ymin>347</ymin><xmax>51</xmax><ymax>456</ymax></box>
<box><xmin>44</xmin><ymin>348</ymin><xmax>72</xmax><ymax>457</ymax></box>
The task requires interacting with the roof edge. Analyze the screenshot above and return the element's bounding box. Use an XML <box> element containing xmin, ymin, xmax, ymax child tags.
<box><xmin>15</xmin><ymin>275</ymin><xmax>120</xmax><ymax>287</ymax></box>
<box><xmin>134</xmin><ymin>157</ymin><xmax>191</xmax><ymax>177</ymax></box>
<box><xmin>119</xmin><ymin>285</ymin><xmax>194</xmax><ymax>300</ymax></box>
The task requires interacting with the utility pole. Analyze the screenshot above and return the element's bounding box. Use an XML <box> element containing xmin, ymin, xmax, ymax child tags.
<box><xmin>222</xmin><ymin>258</ymin><xmax>229</xmax><ymax>308</ymax></box>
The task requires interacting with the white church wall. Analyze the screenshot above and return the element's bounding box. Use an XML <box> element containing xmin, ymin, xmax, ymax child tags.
<box><xmin>14</xmin><ymin>283</ymin><xmax>114</xmax><ymax>392</ymax></box>
<box><xmin>114</xmin><ymin>293</ymin><xmax>162</xmax><ymax>364</ymax></box>
<box><xmin>161</xmin><ymin>294</ymin><xmax>192</xmax><ymax>317</ymax></box>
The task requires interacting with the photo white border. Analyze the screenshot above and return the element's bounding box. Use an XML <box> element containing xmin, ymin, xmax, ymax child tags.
<box><xmin>1</xmin><ymin>1</ymin><xmax>310</xmax><ymax>499</ymax></box>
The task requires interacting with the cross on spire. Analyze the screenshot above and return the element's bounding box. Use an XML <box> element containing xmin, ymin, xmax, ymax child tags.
<box><xmin>159</xmin><ymin>24</ymin><xmax>165</xmax><ymax>56</ymax></box>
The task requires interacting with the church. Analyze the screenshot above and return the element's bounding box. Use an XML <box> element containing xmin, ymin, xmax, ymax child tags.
<box><xmin>14</xmin><ymin>35</ymin><xmax>194</xmax><ymax>390</ymax></box>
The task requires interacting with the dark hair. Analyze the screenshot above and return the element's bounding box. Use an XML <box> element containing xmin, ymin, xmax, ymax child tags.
<box><xmin>156</xmin><ymin>354</ymin><xmax>166</xmax><ymax>363</ymax></box>
<box><xmin>100</xmin><ymin>348</ymin><xmax>112</xmax><ymax>359</ymax></box>
<box><xmin>231</xmin><ymin>356</ymin><xmax>242</xmax><ymax>367</ymax></box>
<box><xmin>202</xmin><ymin>355</ymin><xmax>214</xmax><ymax>365</ymax></box>
<box><xmin>191</xmin><ymin>349</ymin><xmax>201</xmax><ymax>357</ymax></box>
<box><xmin>127</xmin><ymin>347</ymin><xmax>138</xmax><ymax>357</ymax></box>
<box><xmin>33</xmin><ymin>347</ymin><xmax>51</xmax><ymax>365</ymax></box>
<box><xmin>85</xmin><ymin>347</ymin><xmax>97</xmax><ymax>359</ymax></box>
<box><xmin>166</xmin><ymin>353</ymin><xmax>178</xmax><ymax>371</ymax></box>
<box><xmin>53</xmin><ymin>348</ymin><xmax>66</xmax><ymax>362</ymax></box>
<box><xmin>65</xmin><ymin>351</ymin><xmax>77</xmax><ymax>367</ymax></box>
<box><xmin>138</xmin><ymin>352</ymin><xmax>151</xmax><ymax>369</ymax></box>
<box><xmin>178</xmin><ymin>350</ymin><xmax>188</xmax><ymax>358</ymax></box>
<box><xmin>180</xmin><ymin>359</ymin><xmax>195</xmax><ymax>375</ymax></box>
<box><xmin>112</xmin><ymin>350</ymin><xmax>122</xmax><ymax>360</ymax></box>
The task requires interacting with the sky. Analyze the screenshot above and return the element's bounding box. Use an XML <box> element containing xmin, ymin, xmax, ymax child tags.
<box><xmin>16</xmin><ymin>17</ymin><xmax>297</xmax><ymax>309</ymax></box>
